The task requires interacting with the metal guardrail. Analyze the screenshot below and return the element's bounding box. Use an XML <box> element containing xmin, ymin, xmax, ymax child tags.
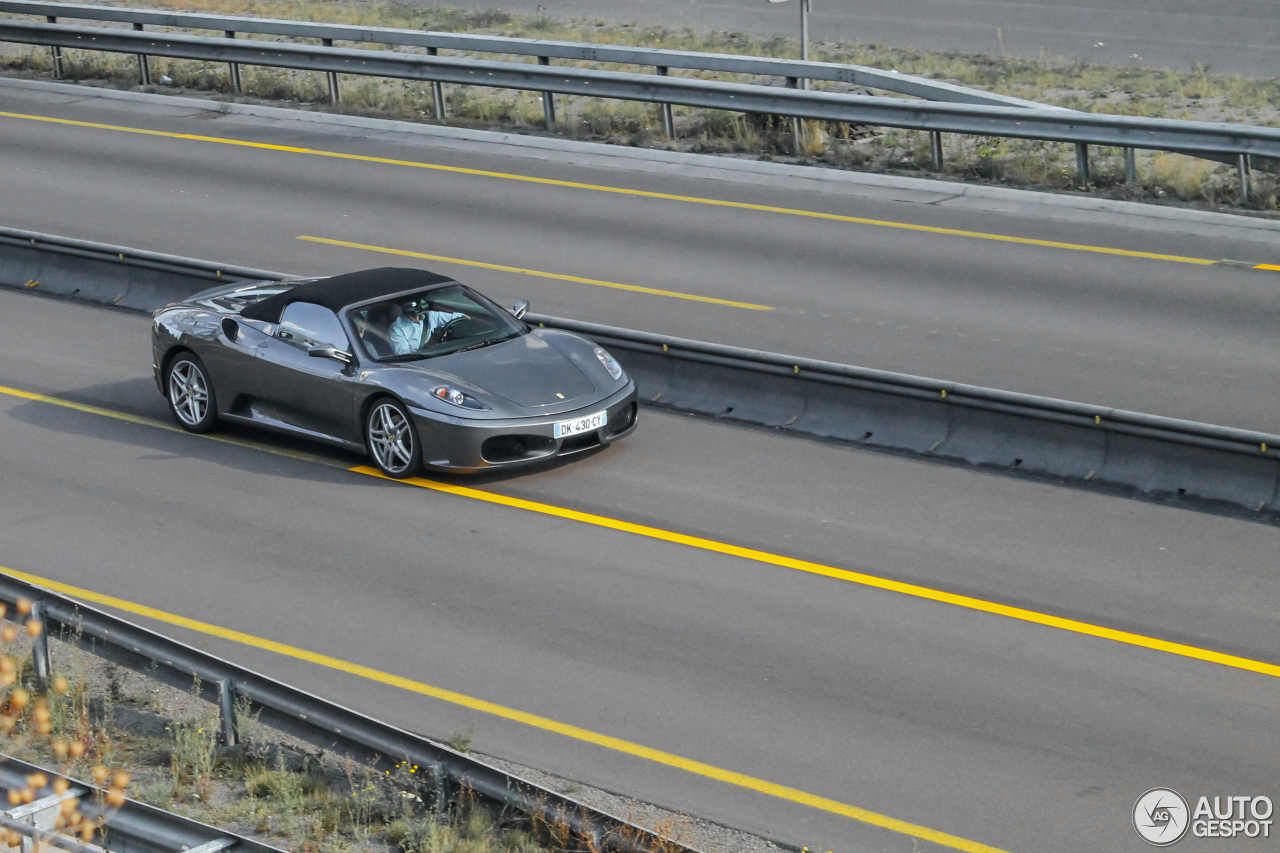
<box><xmin>0</xmin><ymin>0</ymin><xmax>1053</xmax><ymax>110</ymax></box>
<box><xmin>0</xmin><ymin>754</ymin><xmax>285</xmax><ymax>853</ymax></box>
<box><xmin>0</xmin><ymin>573</ymin><xmax>700</xmax><ymax>853</ymax></box>
<box><xmin>2</xmin><ymin>225</ymin><xmax>1278</xmax><ymax>511</ymax></box>
<box><xmin>528</xmin><ymin>315</ymin><xmax>1280</xmax><ymax>457</ymax></box>
<box><xmin>0</xmin><ymin>14</ymin><xmax>1270</xmax><ymax>190</ymax></box>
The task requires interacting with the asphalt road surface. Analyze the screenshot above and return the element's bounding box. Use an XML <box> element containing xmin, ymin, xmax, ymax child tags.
<box><xmin>1</xmin><ymin>84</ymin><xmax>1279</xmax><ymax>433</ymax></box>
<box><xmin>2</xmin><ymin>280</ymin><xmax>1280</xmax><ymax>853</ymax></box>
<box><xmin>2</xmin><ymin>83</ymin><xmax>1280</xmax><ymax>852</ymax></box>
<box><xmin>407</xmin><ymin>0</ymin><xmax>1280</xmax><ymax>76</ymax></box>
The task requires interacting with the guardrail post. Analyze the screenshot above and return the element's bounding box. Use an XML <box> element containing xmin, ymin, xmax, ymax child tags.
<box><xmin>930</xmin><ymin>131</ymin><xmax>944</xmax><ymax>171</ymax></box>
<box><xmin>786</xmin><ymin>76</ymin><xmax>802</xmax><ymax>154</ymax></box>
<box><xmin>537</xmin><ymin>56</ymin><xmax>555</xmax><ymax>127</ymax></box>
<box><xmin>426</xmin><ymin>47</ymin><xmax>445</xmax><ymax>120</ymax></box>
<box><xmin>133</xmin><ymin>22</ymin><xmax>151</xmax><ymax>85</ymax></box>
<box><xmin>224</xmin><ymin>31</ymin><xmax>241</xmax><ymax>93</ymax></box>
<box><xmin>1123</xmin><ymin>147</ymin><xmax>1137</xmax><ymax>184</ymax></box>
<box><xmin>45</xmin><ymin>16</ymin><xmax>62</xmax><ymax>79</ymax></box>
<box><xmin>1238</xmin><ymin>153</ymin><xmax>1251</xmax><ymax>205</ymax></box>
<box><xmin>1075</xmin><ymin>143</ymin><xmax>1090</xmax><ymax>188</ymax></box>
<box><xmin>29</xmin><ymin>602</ymin><xmax>50</xmax><ymax>692</ymax></box>
<box><xmin>320</xmin><ymin>38</ymin><xmax>340</xmax><ymax>102</ymax></box>
<box><xmin>656</xmin><ymin>66</ymin><xmax>675</xmax><ymax>138</ymax></box>
<box><xmin>217</xmin><ymin>679</ymin><xmax>237</xmax><ymax>747</ymax></box>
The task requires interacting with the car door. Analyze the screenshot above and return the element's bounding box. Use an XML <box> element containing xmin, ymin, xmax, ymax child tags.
<box><xmin>254</xmin><ymin>302</ymin><xmax>360</xmax><ymax>444</ymax></box>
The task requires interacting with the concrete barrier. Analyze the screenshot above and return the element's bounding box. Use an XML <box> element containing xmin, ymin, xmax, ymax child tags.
<box><xmin>3</xmin><ymin>225</ymin><xmax>1277</xmax><ymax>513</ymax></box>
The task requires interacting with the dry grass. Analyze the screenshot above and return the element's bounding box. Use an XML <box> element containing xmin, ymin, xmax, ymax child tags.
<box><xmin>0</xmin><ymin>611</ymin><xmax>666</xmax><ymax>853</ymax></box>
<box><xmin>0</xmin><ymin>0</ymin><xmax>1276</xmax><ymax>210</ymax></box>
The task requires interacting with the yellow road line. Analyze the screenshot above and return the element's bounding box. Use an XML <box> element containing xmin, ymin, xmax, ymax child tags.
<box><xmin>0</xmin><ymin>383</ymin><xmax>332</xmax><ymax>465</ymax></box>
<box><xmin>0</xmin><ymin>565</ymin><xmax>1013</xmax><ymax>853</ymax></box>
<box><xmin>355</xmin><ymin>466</ymin><xmax>1280</xmax><ymax>681</ymax></box>
<box><xmin>1</xmin><ymin>109</ymin><xmax>1220</xmax><ymax>266</ymax></box>
<box><xmin>296</xmin><ymin>235</ymin><xmax>774</xmax><ymax>310</ymax></box>
<box><xmin>1255</xmin><ymin>264</ymin><xmax>1280</xmax><ymax>271</ymax></box>
<box><xmin>4</xmin><ymin>380</ymin><xmax>1278</xmax><ymax>683</ymax></box>
<box><xmin>5</xmin><ymin>379</ymin><xmax>1279</xmax><ymax>684</ymax></box>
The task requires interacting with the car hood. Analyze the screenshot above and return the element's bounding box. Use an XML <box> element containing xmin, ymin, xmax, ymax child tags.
<box><xmin>412</xmin><ymin>331</ymin><xmax>596</xmax><ymax>408</ymax></box>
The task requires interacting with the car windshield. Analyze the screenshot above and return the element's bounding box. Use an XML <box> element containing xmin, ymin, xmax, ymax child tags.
<box><xmin>348</xmin><ymin>285</ymin><xmax>525</xmax><ymax>362</ymax></box>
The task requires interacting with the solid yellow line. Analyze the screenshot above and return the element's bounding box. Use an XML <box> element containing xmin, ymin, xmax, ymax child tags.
<box><xmin>5</xmin><ymin>379</ymin><xmax>1276</xmax><ymax>685</ymax></box>
<box><xmin>5</xmin><ymin>378</ymin><xmax>1277</xmax><ymax>684</ymax></box>
<box><xmin>354</xmin><ymin>465</ymin><xmax>1280</xmax><ymax>681</ymax></box>
<box><xmin>0</xmin><ymin>383</ymin><xmax>332</xmax><ymax>465</ymax></box>
<box><xmin>0</xmin><ymin>110</ymin><xmax>1218</xmax><ymax>266</ymax></box>
<box><xmin>0</xmin><ymin>566</ymin><xmax>1011</xmax><ymax>853</ymax></box>
<box><xmin>296</xmin><ymin>235</ymin><xmax>774</xmax><ymax>310</ymax></box>
<box><xmin>1255</xmin><ymin>264</ymin><xmax>1280</xmax><ymax>271</ymax></box>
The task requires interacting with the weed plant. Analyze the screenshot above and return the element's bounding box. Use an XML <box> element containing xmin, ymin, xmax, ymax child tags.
<box><xmin>0</xmin><ymin>607</ymin><xmax>605</xmax><ymax>852</ymax></box>
<box><xmin>0</xmin><ymin>0</ymin><xmax>1275</xmax><ymax>209</ymax></box>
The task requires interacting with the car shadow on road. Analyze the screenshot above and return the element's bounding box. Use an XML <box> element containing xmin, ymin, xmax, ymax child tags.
<box><xmin>5</xmin><ymin>377</ymin><xmax>609</xmax><ymax>486</ymax></box>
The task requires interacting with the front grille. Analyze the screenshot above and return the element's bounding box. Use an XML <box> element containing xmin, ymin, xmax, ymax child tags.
<box><xmin>559</xmin><ymin>432</ymin><xmax>601</xmax><ymax>454</ymax></box>
<box><xmin>481</xmin><ymin>435</ymin><xmax>527</xmax><ymax>463</ymax></box>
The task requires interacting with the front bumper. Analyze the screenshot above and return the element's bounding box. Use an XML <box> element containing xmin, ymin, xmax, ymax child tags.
<box><xmin>409</xmin><ymin>380</ymin><xmax>638</xmax><ymax>473</ymax></box>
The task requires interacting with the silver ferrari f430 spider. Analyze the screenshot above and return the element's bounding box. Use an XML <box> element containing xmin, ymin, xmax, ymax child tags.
<box><xmin>151</xmin><ymin>267</ymin><xmax>638</xmax><ymax>476</ymax></box>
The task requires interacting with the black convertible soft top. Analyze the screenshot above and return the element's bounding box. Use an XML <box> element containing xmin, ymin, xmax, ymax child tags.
<box><xmin>241</xmin><ymin>267</ymin><xmax>454</xmax><ymax>323</ymax></box>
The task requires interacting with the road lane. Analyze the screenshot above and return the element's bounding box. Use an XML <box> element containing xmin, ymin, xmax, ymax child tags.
<box><xmin>2</xmin><ymin>84</ymin><xmax>1280</xmax><ymax>434</ymax></box>
<box><xmin>2</xmin><ymin>288</ymin><xmax>1279</xmax><ymax>852</ymax></box>
<box><xmin>404</xmin><ymin>0</ymin><xmax>1280</xmax><ymax>76</ymax></box>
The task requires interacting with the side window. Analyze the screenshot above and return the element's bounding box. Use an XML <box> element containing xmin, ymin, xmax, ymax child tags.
<box><xmin>277</xmin><ymin>303</ymin><xmax>349</xmax><ymax>351</ymax></box>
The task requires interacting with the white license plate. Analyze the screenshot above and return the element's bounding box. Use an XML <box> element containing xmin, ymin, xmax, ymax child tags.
<box><xmin>554</xmin><ymin>409</ymin><xmax>607</xmax><ymax>439</ymax></box>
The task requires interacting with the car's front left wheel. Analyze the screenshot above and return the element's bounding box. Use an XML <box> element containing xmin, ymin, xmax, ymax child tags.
<box><xmin>166</xmin><ymin>353</ymin><xmax>219</xmax><ymax>433</ymax></box>
<box><xmin>366</xmin><ymin>398</ymin><xmax>423</xmax><ymax>478</ymax></box>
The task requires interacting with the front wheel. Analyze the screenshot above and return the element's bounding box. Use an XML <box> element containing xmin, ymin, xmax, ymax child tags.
<box><xmin>365</xmin><ymin>398</ymin><xmax>422</xmax><ymax>478</ymax></box>
<box><xmin>166</xmin><ymin>353</ymin><xmax>219</xmax><ymax>433</ymax></box>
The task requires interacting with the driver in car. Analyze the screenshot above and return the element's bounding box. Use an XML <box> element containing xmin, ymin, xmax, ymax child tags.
<box><xmin>388</xmin><ymin>299</ymin><xmax>467</xmax><ymax>355</ymax></box>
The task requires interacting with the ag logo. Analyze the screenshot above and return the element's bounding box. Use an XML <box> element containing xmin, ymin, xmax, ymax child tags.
<box><xmin>1134</xmin><ymin>788</ymin><xmax>1190</xmax><ymax>846</ymax></box>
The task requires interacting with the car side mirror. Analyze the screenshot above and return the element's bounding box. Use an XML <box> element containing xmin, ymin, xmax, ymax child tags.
<box><xmin>511</xmin><ymin>300</ymin><xmax>530</xmax><ymax>320</ymax></box>
<box><xmin>308</xmin><ymin>344</ymin><xmax>353</xmax><ymax>364</ymax></box>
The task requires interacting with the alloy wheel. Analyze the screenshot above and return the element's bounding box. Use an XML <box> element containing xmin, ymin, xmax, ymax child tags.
<box><xmin>368</xmin><ymin>402</ymin><xmax>415</xmax><ymax>475</ymax></box>
<box><xmin>169</xmin><ymin>360</ymin><xmax>210</xmax><ymax>427</ymax></box>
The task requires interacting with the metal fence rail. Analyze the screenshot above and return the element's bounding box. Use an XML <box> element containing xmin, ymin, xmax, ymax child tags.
<box><xmin>0</xmin><ymin>0</ymin><xmax>1052</xmax><ymax>109</ymax></box>
<box><xmin>0</xmin><ymin>17</ymin><xmax>1272</xmax><ymax>191</ymax></box>
<box><xmin>0</xmin><ymin>754</ymin><xmax>287</xmax><ymax>853</ymax></box>
<box><xmin>0</xmin><ymin>572</ymin><xmax>700</xmax><ymax>853</ymax></box>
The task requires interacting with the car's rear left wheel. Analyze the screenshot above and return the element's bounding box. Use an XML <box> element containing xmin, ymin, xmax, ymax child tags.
<box><xmin>366</xmin><ymin>398</ymin><xmax>422</xmax><ymax>478</ymax></box>
<box><xmin>166</xmin><ymin>353</ymin><xmax>219</xmax><ymax>433</ymax></box>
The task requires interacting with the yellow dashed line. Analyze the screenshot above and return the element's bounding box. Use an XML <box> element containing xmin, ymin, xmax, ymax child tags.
<box><xmin>296</xmin><ymin>235</ymin><xmax>774</xmax><ymax>310</ymax></box>
<box><xmin>0</xmin><ymin>109</ymin><xmax>1224</xmax><ymax>266</ymax></box>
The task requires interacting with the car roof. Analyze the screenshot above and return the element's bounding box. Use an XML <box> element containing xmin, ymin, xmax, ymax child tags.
<box><xmin>240</xmin><ymin>267</ymin><xmax>455</xmax><ymax>323</ymax></box>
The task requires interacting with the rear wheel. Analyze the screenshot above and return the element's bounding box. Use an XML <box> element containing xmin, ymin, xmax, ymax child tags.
<box><xmin>166</xmin><ymin>353</ymin><xmax>219</xmax><ymax>433</ymax></box>
<box><xmin>366</xmin><ymin>398</ymin><xmax>422</xmax><ymax>478</ymax></box>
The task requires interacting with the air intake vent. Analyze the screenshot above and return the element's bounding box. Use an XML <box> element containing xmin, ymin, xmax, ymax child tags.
<box><xmin>481</xmin><ymin>435</ymin><xmax>526</xmax><ymax>463</ymax></box>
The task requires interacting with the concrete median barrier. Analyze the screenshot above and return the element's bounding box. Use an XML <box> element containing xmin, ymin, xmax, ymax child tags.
<box><xmin>3</xmin><ymin>225</ymin><xmax>1277</xmax><ymax>514</ymax></box>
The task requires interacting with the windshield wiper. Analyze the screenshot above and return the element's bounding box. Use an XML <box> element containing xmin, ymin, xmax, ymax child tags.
<box><xmin>456</xmin><ymin>335</ymin><xmax>514</xmax><ymax>353</ymax></box>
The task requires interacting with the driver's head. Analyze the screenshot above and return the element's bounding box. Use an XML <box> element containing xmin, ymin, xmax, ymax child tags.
<box><xmin>404</xmin><ymin>299</ymin><xmax>427</xmax><ymax>321</ymax></box>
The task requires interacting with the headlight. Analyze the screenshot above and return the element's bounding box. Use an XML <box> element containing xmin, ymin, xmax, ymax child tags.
<box><xmin>594</xmin><ymin>346</ymin><xmax>624</xmax><ymax>380</ymax></box>
<box><xmin>430</xmin><ymin>385</ymin><xmax>490</xmax><ymax>411</ymax></box>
